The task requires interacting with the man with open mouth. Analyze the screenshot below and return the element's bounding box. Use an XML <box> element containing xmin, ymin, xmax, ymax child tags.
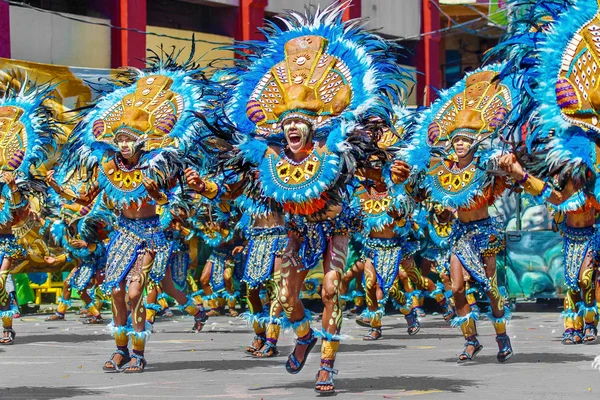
<box><xmin>215</xmin><ymin>2</ymin><xmax>413</xmax><ymax>394</ymax></box>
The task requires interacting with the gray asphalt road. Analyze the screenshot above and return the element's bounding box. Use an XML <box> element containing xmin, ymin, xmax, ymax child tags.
<box><xmin>1</xmin><ymin>307</ymin><xmax>599</xmax><ymax>400</ymax></box>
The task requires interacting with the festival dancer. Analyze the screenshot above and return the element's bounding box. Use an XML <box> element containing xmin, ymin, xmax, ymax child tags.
<box><xmin>0</xmin><ymin>75</ymin><xmax>59</xmax><ymax>344</ymax></box>
<box><xmin>184</xmin><ymin>166</ymin><xmax>289</xmax><ymax>356</ymax></box>
<box><xmin>353</xmin><ymin>176</ymin><xmax>420</xmax><ymax>340</ymax></box>
<box><xmin>237</xmin><ymin>212</ymin><xmax>287</xmax><ymax>357</ymax></box>
<box><xmin>186</xmin><ymin>187</ymin><xmax>240</xmax><ymax>317</ymax></box>
<box><xmin>145</xmin><ymin>284</ymin><xmax>174</xmax><ymax>327</ymax></box>
<box><xmin>46</xmin><ymin>51</ymin><xmax>215</xmax><ymax>372</ymax></box>
<box><xmin>0</xmin><ymin>171</ymin><xmax>28</xmax><ymax>344</ymax></box>
<box><xmin>44</xmin><ymin>200</ymin><xmax>111</xmax><ymax>324</ymax></box>
<box><xmin>351</xmin><ymin>118</ymin><xmax>423</xmax><ymax>340</ymax></box>
<box><xmin>152</xmin><ymin>200</ymin><xmax>210</xmax><ymax>333</ymax></box>
<box><xmin>404</xmin><ymin>65</ymin><xmax>517</xmax><ymax>363</ymax></box>
<box><xmin>419</xmin><ymin>201</ymin><xmax>456</xmax><ymax>314</ymax></box>
<box><xmin>216</xmin><ymin>2</ymin><xmax>412</xmax><ymax>393</ymax></box>
<box><xmin>493</xmin><ymin>0</ymin><xmax>600</xmax><ymax>345</ymax></box>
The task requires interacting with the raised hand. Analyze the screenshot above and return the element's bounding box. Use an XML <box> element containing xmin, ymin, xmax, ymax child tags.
<box><xmin>1</xmin><ymin>171</ymin><xmax>17</xmax><ymax>191</ymax></box>
<box><xmin>390</xmin><ymin>160</ymin><xmax>410</xmax><ymax>184</ymax></box>
<box><xmin>45</xmin><ymin>170</ymin><xmax>61</xmax><ymax>191</ymax></box>
<box><xmin>142</xmin><ymin>176</ymin><xmax>161</xmax><ymax>200</ymax></box>
<box><xmin>69</xmin><ymin>239</ymin><xmax>88</xmax><ymax>249</ymax></box>
<box><xmin>232</xmin><ymin>245</ymin><xmax>245</xmax><ymax>255</ymax></box>
<box><xmin>185</xmin><ymin>167</ymin><xmax>205</xmax><ymax>193</ymax></box>
<box><xmin>498</xmin><ymin>154</ymin><xmax>526</xmax><ymax>181</ymax></box>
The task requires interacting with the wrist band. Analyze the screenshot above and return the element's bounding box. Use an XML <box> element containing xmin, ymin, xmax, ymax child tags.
<box><xmin>517</xmin><ymin>172</ymin><xmax>529</xmax><ymax>185</ymax></box>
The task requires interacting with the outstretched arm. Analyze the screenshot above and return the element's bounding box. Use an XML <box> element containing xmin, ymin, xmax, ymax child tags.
<box><xmin>390</xmin><ymin>160</ymin><xmax>411</xmax><ymax>184</ymax></box>
<box><xmin>45</xmin><ymin>170</ymin><xmax>100</xmax><ymax>206</ymax></box>
<box><xmin>185</xmin><ymin>167</ymin><xmax>246</xmax><ymax>201</ymax></box>
<box><xmin>1</xmin><ymin>172</ymin><xmax>25</xmax><ymax>208</ymax></box>
<box><xmin>498</xmin><ymin>154</ymin><xmax>579</xmax><ymax>205</ymax></box>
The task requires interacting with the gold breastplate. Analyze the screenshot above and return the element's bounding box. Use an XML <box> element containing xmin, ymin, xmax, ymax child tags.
<box><xmin>101</xmin><ymin>157</ymin><xmax>145</xmax><ymax>192</ymax></box>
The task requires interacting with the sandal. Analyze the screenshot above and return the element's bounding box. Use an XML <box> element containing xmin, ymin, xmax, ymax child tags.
<box><xmin>457</xmin><ymin>338</ymin><xmax>483</xmax><ymax>364</ymax></box>
<box><xmin>285</xmin><ymin>330</ymin><xmax>318</xmax><ymax>374</ymax></box>
<box><xmin>561</xmin><ymin>329</ymin><xmax>579</xmax><ymax>345</ymax></box>
<box><xmin>583</xmin><ymin>325</ymin><xmax>598</xmax><ymax>345</ymax></box>
<box><xmin>363</xmin><ymin>327</ymin><xmax>382</xmax><ymax>341</ymax></box>
<box><xmin>496</xmin><ymin>334</ymin><xmax>514</xmax><ymax>363</ymax></box>
<box><xmin>347</xmin><ymin>306</ymin><xmax>363</xmax><ymax>316</ymax></box>
<box><xmin>414</xmin><ymin>306</ymin><xmax>426</xmax><ymax>318</ymax></box>
<box><xmin>162</xmin><ymin>308</ymin><xmax>174</xmax><ymax>318</ymax></box>
<box><xmin>0</xmin><ymin>328</ymin><xmax>16</xmax><ymax>345</ymax></box>
<box><xmin>45</xmin><ymin>313</ymin><xmax>65</xmax><ymax>321</ymax></box>
<box><xmin>246</xmin><ymin>335</ymin><xmax>266</xmax><ymax>354</ymax></box>
<box><xmin>83</xmin><ymin>316</ymin><xmax>105</xmax><ymax>325</ymax></box>
<box><xmin>355</xmin><ymin>315</ymin><xmax>371</xmax><ymax>328</ymax></box>
<box><xmin>102</xmin><ymin>350</ymin><xmax>131</xmax><ymax>372</ymax></box>
<box><xmin>190</xmin><ymin>309</ymin><xmax>208</xmax><ymax>333</ymax></box>
<box><xmin>314</xmin><ymin>365</ymin><xmax>337</xmax><ymax>395</ymax></box>
<box><xmin>405</xmin><ymin>310</ymin><xmax>421</xmax><ymax>336</ymax></box>
<box><xmin>572</xmin><ymin>330</ymin><xmax>584</xmax><ymax>344</ymax></box>
<box><xmin>228</xmin><ymin>309</ymin><xmax>239</xmax><ymax>317</ymax></box>
<box><xmin>252</xmin><ymin>341</ymin><xmax>279</xmax><ymax>358</ymax></box>
<box><xmin>206</xmin><ymin>308</ymin><xmax>222</xmax><ymax>317</ymax></box>
<box><xmin>441</xmin><ymin>303</ymin><xmax>456</xmax><ymax>322</ymax></box>
<box><xmin>123</xmin><ymin>353</ymin><xmax>147</xmax><ymax>373</ymax></box>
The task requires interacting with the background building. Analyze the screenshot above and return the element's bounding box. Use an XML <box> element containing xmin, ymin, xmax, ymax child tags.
<box><xmin>0</xmin><ymin>0</ymin><xmax>508</xmax><ymax>105</ymax></box>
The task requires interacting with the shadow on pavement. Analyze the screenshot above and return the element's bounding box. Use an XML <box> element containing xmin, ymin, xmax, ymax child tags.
<box><xmin>150</xmin><ymin>357</ymin><xmax>282</xmax><ymax>372</ymax></box>
<box><xmin>250</xmin><ymin>375</ymin><xmax>470</xmax><ymax>394</ymax></box>
<box><xmin>2</xmin><ymin>386</ymin><xmax>105</xmax><ymax>400</ymax></box>
<box><xmin>378</xmin><ymin>333</ymin><xmax>458</xmax><ymax>341</ymax></box>
<box><xmin>14</xmin><ymin>333</ymin><xmax>108</xmax><ymax>345</ymax></box>
<box><xmin>441</xmin><ymin>352</ymin><xmax>596</xmax><ymax>364</ymax></box>
<box><xmin>337</xmin><ymin>343</ymin><xmax>406</xmax><ymax>352</ymax></box>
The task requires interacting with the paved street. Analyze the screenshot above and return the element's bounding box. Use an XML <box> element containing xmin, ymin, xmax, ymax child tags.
<box><xmin>2</xmin><ymin>306</ymin><xmax>600</xmax><ymax>400</ymax></box>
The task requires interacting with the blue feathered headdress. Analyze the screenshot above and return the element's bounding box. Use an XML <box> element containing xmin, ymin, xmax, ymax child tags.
<box><xmin>406</xmin><ymin>64</ymin><xmax>519</xmax><ymax>208</ymax></box>
<box><xmin>533</xmin><ymin>0</ymin><xmax>600</xmax><ymax>139</ymax></box>
<box><xmin>483</xmin><ymin>0</ymin><xmax>574</xmax><ymax>149</ymax></box>
<box><xmin>63</xmin><ymin>46</ymin><xmax>219</xmax><ymax>208</ymax></box>
<box><xmin>0</xmin><ymin>74</ymin><xmax>59</xmax><ymax>177</ymax></box>
<box><xmin>226</xmin><ymin>1</ymin><xmax>413</xmax><ymax>140</ymax></box>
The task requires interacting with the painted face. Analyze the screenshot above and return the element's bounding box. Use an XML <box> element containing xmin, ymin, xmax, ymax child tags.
<box><xmin>115</xmin><ymin>132</ymin><xmax>137</xmax><ymax>159</ymax></box>
<box><xmin>283</xmin><ymin>119</ymin><xmax>312</xmax><ymax>154</ymax></box>
<box><xmin>452</xmin><ymin>136</ymin><xmax>474</xmax><ymax>159</ymax></box>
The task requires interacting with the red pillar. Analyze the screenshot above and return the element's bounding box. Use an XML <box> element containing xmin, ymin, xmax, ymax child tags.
<box><xmin>238</xmin><ymin>0</ymin><xmax>268</xmax><ymax>41</ymax></box>
<box><xmin>111</xmin><ymin>0</ymin><xmax>146</xmax><ymax>69</ymax></box>
<box><xmin>0</xmin><ymin>2</ymin><xmax>10</xmax><ymax>58</ymax></box>
<box><xmin>417</xmin><ymin>0</ymin><xmax>441</xmax><ymax>106</ymax></box>
<box><xmin>341</xmin><ymin>0</ymin><xmax>361</xmax><ymax>21</ymax></box>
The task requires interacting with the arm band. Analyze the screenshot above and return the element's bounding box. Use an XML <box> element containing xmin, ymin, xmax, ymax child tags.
<box><xmin>155</xmin><ymin>192</ymin><xmax>169</xmax><ymax>206</ymax></box>
<box><xmin>522</xmin><ymin>175</ymin><xmax>548</xmax><ymax>197</ymax></box>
